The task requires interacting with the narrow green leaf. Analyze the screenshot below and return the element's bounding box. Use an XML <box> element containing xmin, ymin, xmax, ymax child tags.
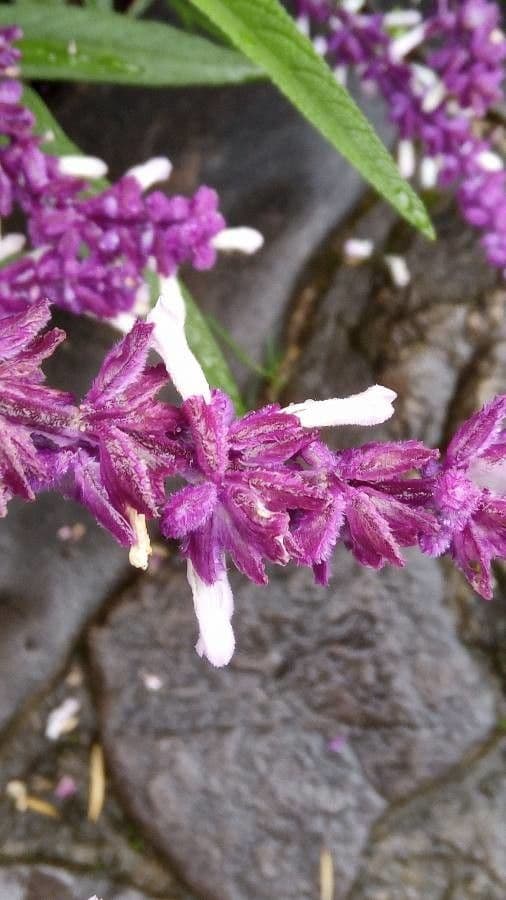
<box><xmin>180</xmin><ymin>283</ymin><xmax>245</xmax><ymax>413</ymax></box>
<box><xmin>22</xmin><ymin>84</ymin><xmax>81</xmax><ymax>155</ymax></box>
<box><xmin>0</xmin><ymin>5</ymin><xmax>261</xmax><ymax>86</ymax></box>
<box><xmin>165</xmin><ymin>0</ymin><xmax>229</xmax><ymax>42</ymax></box>
<box><xmin>186</xmin><ymin>0</ymin><xmax>435</xmax><ymax>239</ymax></box>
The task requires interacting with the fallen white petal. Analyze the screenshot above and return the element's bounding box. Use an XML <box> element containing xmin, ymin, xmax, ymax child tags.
<box><xmin>390</xmin><ymin>24</ymin><xmax>426</xmax><ymax>61</ymax></box>
<box><xmin>0</xmin><ymin>233</ymin><xmax>25</xmax><ymax>262</ymax></box>
<box><xmin>420</xmin><ymin>156</ymin><xmax>440</xmax><ymax>189</ymax></box>
<box><xmin>127</xmin><ymin>156</ymin><xmax>172</xmax><ymax>191</ymax></box>
<box><xmin>187</xmin><ymin>562</ymin><xmax>235</xmax><ymax>667</ymax></box>
<box><xmin>385</xmin><ymin>254</ymin><xmax>411</xmax><ymax>288</ymax></box>
<box><xmin>477</xmin><ymin>150</ymin><xmax>503</xmax><ymax>173</ymax></box>
<box><xmin>397</xmin><ymin>139</ymin><xmax>416</xmax><ymax>178</ymax></box>
<box><xmin>385</xmin><ymin>10</ymin><xmax>422</xmax><ymax>28</ymax></box>
<box><xmin>147</xmin><ymin>276</ymin><xmax>211</xmax><ymax>401</ymax></box>
<box><xmin>284</xmin><ymin>385</ymin><xmax>397</xmax><ymax>428</ymax></box>
<box><xmin>45</xmin><ymin>697</ymin><xmax>81</xmax><ymax>741</ymax></box>
<box><xmin>58</xmin><ymin>155</ymin><xmax>108</xmax><ymax>179</ymax></box>
<box><xmin>212</xmin><ymin>226</ymin><xmax>264</xmax><ymax>255</ymax></box>
<box><xmin>343</xmin><ymin>237</ymin><xmax>374</xmax><ymax>261</ymax></box>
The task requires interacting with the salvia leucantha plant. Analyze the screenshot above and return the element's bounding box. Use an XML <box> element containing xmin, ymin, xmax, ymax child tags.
<box><xmin>1</xmin><ymin>0</ymin><xmax>505</xmax><ymax>667</ymax></box>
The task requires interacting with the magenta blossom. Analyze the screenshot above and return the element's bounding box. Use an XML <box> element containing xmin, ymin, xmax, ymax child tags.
<box><xmin>0</xmin><ymin>301</ymin><xmax>75</xmax><ymax>515</ymax></box>
<box><xmin>0</xmin><ymin>27</ymin><xmax>263</xmax><ymax>320</ymax></box>
<box><xmin>149</xmin><ymin>277</ymin><xmax>399</xmax><ymax>666</ymax></box>
<box><xmin>418</xmin><ymin>396</ymin><xmax>506</xmax><ymax>599</ymax></box>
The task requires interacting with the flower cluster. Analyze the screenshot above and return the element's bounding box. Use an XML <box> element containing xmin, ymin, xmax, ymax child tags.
<box><xmin>293</xmin><ymin>0</ymin><xmax>506</xmax><ymax>273</ymax></box>
<box><xmin>0</xmin><ymin>27</ymin><xmax>243</xmax><ymax>320</ymax></box>
<box><xmin>3</xmin><ymin>285</ymin><xmax>506</xmax><ymax>666</ymax></box>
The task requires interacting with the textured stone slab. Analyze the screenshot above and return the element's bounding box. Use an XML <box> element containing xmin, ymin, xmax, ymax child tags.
<box><xmin>0</xmin><ymin>865</ymin><xmax>156</xmax><ymax>900</ymax></box>
<box><xmin>0</xmin><ymin>653</ymin><xmax>189</xmax><ymax>898</ymax></box>
<box><xmin>0</xmin><ymin>315</ymin><xmax>131</xmax><ymax>734</ymax></box>
<box><xmin>287</xmin><ymin>198</ymin><xmax>501</xmax><ymax>448</ymax></box>
<box><xmin>349</xmin><ymin>738</ymin><xmax>506</xmax><ymax>900</ymax></box>
<box><xmin>89</xmin><ymin>548</ymin><xmax>495</xmax><ymax>900</ymax></box>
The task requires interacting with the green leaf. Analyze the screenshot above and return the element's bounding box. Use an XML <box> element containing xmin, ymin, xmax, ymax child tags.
<box><xmin>22</xmin><ymin>84</ymin><xmax>81</xmax><ymax>155</ymax></box>
<box><xmin>186</xmin><ymin>0</ymin><xmax>435</xmax><ymax>239</ymax></box>
<box><xmin>180</xmin><ymin>283</ymin><xmax>245</xmax><ymax>413</ymax></box>
<box><xmin>0</xmin><ymin>5</ymin><xmax>261</xmax><ymax>86</ymax></box>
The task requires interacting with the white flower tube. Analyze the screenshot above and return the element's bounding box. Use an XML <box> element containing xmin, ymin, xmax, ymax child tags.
<box><xmin>58</xmin><ymin>155</ymin><xmax>108</xmax><ymax>179</ymax></box>
<box><xmin>212</xmin><ymin>227</ymin><xmax>264</xmax><ymax>255</ymax></box>
<box><xmin>127</xmin><ymin>156</ymin><xmax>172</xmax><ymax>191</ymax></box>
<box><xmin>187</xmin><ymin>562</ymin><xmax>235</xmax><ymax>667</ymax></box>
<box><xmin>284</xmin><ymin>385</ymin><xmax>397</xmax><ymax>429</ymax></box>
<box><xmin>397</xmin><ymin>139</ymin><xmax>416</xmax><ymax>179</ymax></box>
<box><xmin>390</xmin><ymin>24</ymin><xmax>426</xmax><ymax>61</ymax></box>
<box><xmin>385</xmin><ymin>10</ymin><xmax>422</xmax><ymax>28</ymax></box>
<box><xmin>147</xmin><ymin>276</ymin><xmax>211</xmax><ymax>402</ymax></box>
<box><xmin>0</xmin><ymin>233</ymin><xmax>25</xmax><ymax>262</ymax></box>
<box><xmin>148</xmin><ymin>279</ymin><xmax>237</xmax><ymax>666</ymax></box>
<box><xmin>128</xmin><ymin>509</ymin><xmax>152</xmax><ymax>570</ymax></box>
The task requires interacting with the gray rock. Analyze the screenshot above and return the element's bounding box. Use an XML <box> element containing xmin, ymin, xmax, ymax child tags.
<box><xmin>287</xmin><ymin>198</ymin><xmax>501</xmax><ymax>448</ymax></box>
<box><xmin>89</xmin><ymin>548</ymin><xmax>495</xmax><ymax>900</ymax></box>
<box><xmin>349</xmin><ymin>738</ymin><xmax>506</xmax><ymax>900</ymax></box>
<box><xmin>0</xmin><ymin>865</ymin><xmax>157</xmax><ymax>900</ymax></box>
<box><xmin>0</xmin><ymin>654</ymin><xmax>189</xmax><ymax>898</ymax></box>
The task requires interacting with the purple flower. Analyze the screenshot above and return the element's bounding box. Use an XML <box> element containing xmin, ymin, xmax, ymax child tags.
<box><xmin>289</xmin><ymin>436</ymin><xmax>439</xmax><ymax>585</ymax></box>
<box><xmin>149</xmin><ymin>277</ymin><xmax>399</xmax><ymax>666</ymax></box>
<box><xmin>0</xmin><ymin>27</ymin><xmax>247</xmax><ymax>320</ymax></box>
<box><xmin>0</xmin><ymin>300</ymin><xmax>75</xmax><ymax>514</ymax></box>
<box><xmin>418</xmin><ymin>396</ymin><xmax>506</xmax><ymax>599</ymax></box>
<box><xmin>68</xmin><ymin>321</ymin><xmax>188</xmax><ymax>563</ymax></box>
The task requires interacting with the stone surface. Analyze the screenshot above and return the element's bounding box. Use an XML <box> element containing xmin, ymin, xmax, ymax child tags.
<box><xmin>285</xmin><ymin>197</ymin><xmax>501</xmax><ymax>448</ymax></box>
<box><xmin>349</xmin><ymin>738</ymin><xmax>506</xmax><ymax>899</ymax></box>
<box><xmin>0</xmin><ymin>865</ymin><xmax>156</xmax><ymax>900</ymax></box>
<box><xmin>0</xmin><ymin>653</ymin><xmax>189</xmax><ymax>899</ymax></box>
<box><xmin>89</xmin><ymin>548</ymin><xmax>496</xmax><ymax>900</ymax></box>
<box><xmin>0</xmin><ymin>314</ymin><xmax>132</xmax><ymax>735</ymax></box>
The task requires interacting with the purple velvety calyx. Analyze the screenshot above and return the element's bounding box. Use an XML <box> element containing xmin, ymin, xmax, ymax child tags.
<box><xmin>0</xmin><ymin>300</ymin><xmax>76</xmax><ymax>515</ymax></box>
<box><xmin>418</xmin><ymin>396</ymin><xmax>506</xmax><ymax>599</ymax></box>
<box><xmin>161</xmin><ymin>391</ymin><xmax>329</xmax><ymax>584</ymax></box>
